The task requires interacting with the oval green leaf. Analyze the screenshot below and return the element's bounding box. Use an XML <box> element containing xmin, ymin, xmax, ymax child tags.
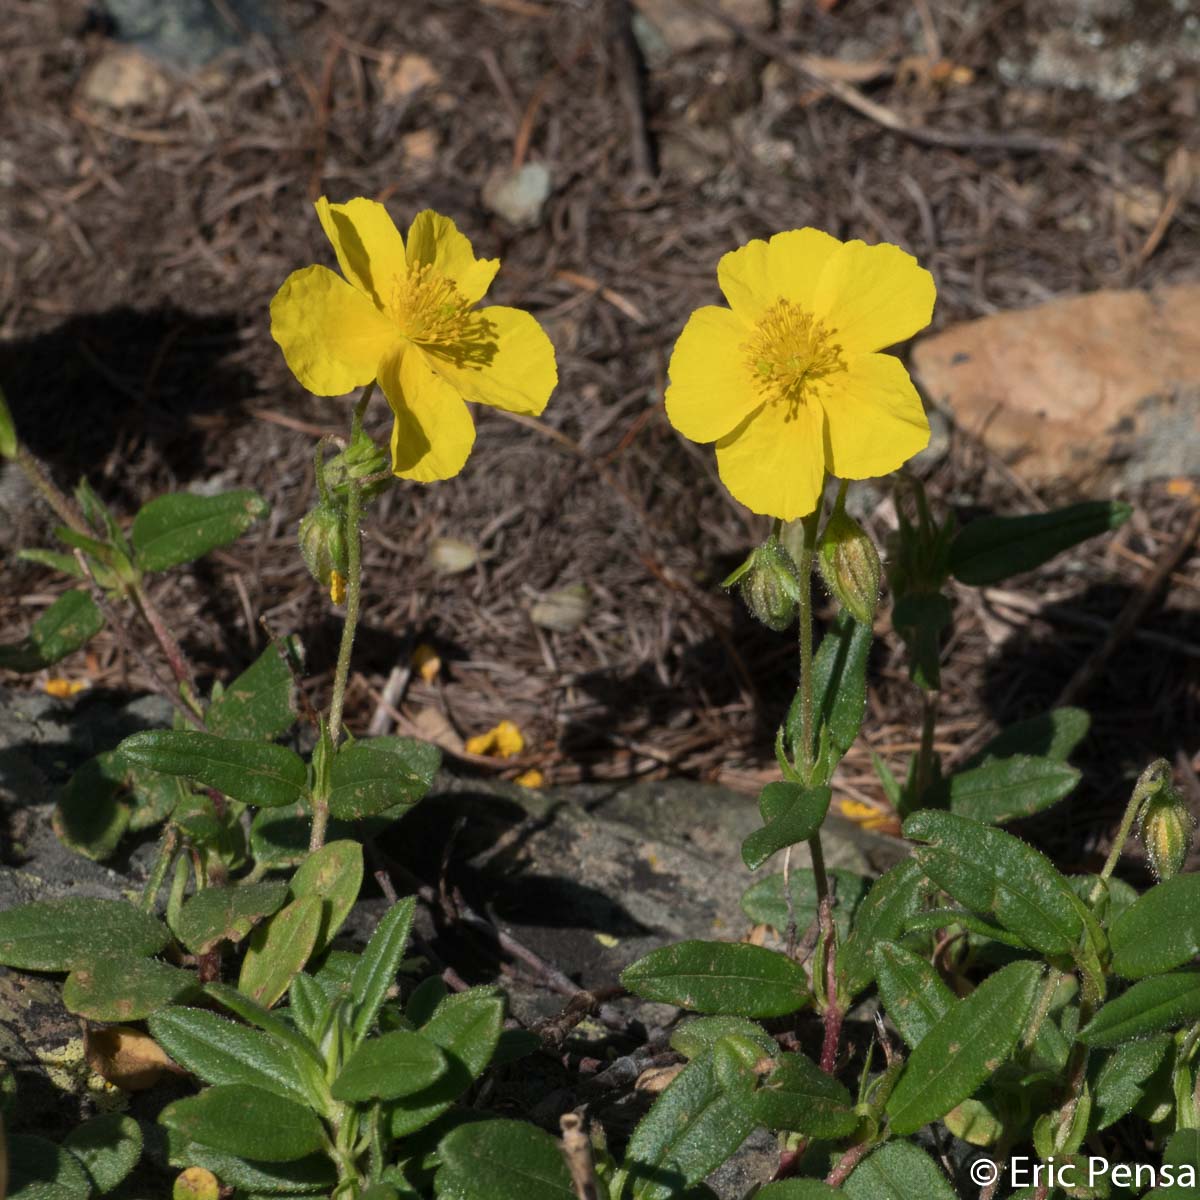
<box><xmin>842</xmin><ymin>1140</ymin><xmax>958</xmax><ymax>1200</ymax></box>
<box><xmin>52</xmin><ymin>752</ymin><xmax>131</xmax><ymax>862</ymax></box>
<box><xmin>741</xmin><ymin>868</ymin><xmax>867</xmax><ymax>941</ymax></box>
<box><xmin>289</xmin><ymin>839</ymin><xmax>363</xmax><ymax>956</ymax></box>
<box><xmin>839</xmin><ymin>858</ymin><xmax>929</xmax><ymax>997</ymax></box>
<box><xmin>963</xmin><ymin>707</ymin><xmax>1090</xmax><ymax>768</ymax></box>
<box><xmin>63</xmin><ymin>954</ymin><xmax>198</xmax><ymax>1021</ymax></box>
<box><xmin>332</xmin><ymin>1029</ymin><xmax>447</xmax><ymax>1101</ymax></box>
<box><xmin>436</xmin><ymin>1119</ymin><xmax>575</xmax><ymax>1200</ymax></box>
<box><xmin>873</xmin><ymin>941</ymin><xmax>955</xmax><ymax>1049</ymax></box>
<box><xmin>159</xmin><ymin>1083</ymin><xmax>324</xmax><ymax>1163</ymax></box>
<box><xmin>173</xmin><ymin>882</ymin><xmax>289</xmax><ymax>954</ymax></box>
<box><xmin>903</xmin><ymin>810</ymin><xmax>1083</xmax><ymax>958</ymax></box>
<box><xmin>742</xmin><ymin>785</ymin><xmax>831</xmax><ymax>871</ymax></box>
<box><xmin>207</xmin><ymin>638</ymin><xmax>301</xmax><ymax>742</ymax></box>
<box><xmin>118</xmin><ymin>731</ymin><xmax>307</xmax><ymax>809</ymax></box>
<box><xmin>238</xmin><ymin>894</ymin><xmax>323</xmax><ymax>1009</ymax></box>
<box><xmin>327</xmin><ymin>737</ymin><xmax>440</xmax><ymax>820</ymax></box>
<box><xmin>886</xmin><ymin>959</ymin><xmax>1043</xmax><ymax>1135</ymax></box>
<box><xmin>7</xmin><ymin>1133</ymin><xmax>95</xmax><ymax>1200</ymax></box>
<box><xmin>949</xmin><ymin>500</ymin><xmax>1132</xmax><ymax>586</ymax></box>
<box><xmin>0</xmin><ymin>589</ymin><xmax>104</xmax><ymax>673</ymax></box>
<box><xmin>1080</xmin><ymin>974</ymin><xmax>1200</xmax><ymax>1046</ymax></box>
<box><xmin>0</xmin><ymin>897</ymin><xmax>168</xmax><ymax>971</ymax></box>
<box><xmin>751</xmin><ymin>1052</ymin><xmax>858</xmax><ymax>1137</ymax></box>
<box><xmin>63</xmin><ymin>1112</ymin><xmax>142</xmax><ymax>1194</ymax></box>
<box><xmin>621</xmin><ymin>941</ymin><xmax>809</xmax><ymax>1018</ymax></box>
<box><xmin>944</xmin><ymin>755</ymin><xmax>1080</xmax><ymax>824</ymax></box>
<box><xmin>132</xmin><ymin>489</ymin><xmax>269</xmax><ymax>572</ymax></box>
<box><xmin>351</xmin><ymin>897</ymin><xmax>418</xmax><ymax>1040</ymax></box>
<box><xmin>1109</xmin><ymin>873</ymin><xmax>1200</xmax><ymax>979</ymax></box>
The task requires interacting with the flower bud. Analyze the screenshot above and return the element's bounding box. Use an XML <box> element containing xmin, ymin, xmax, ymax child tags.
<box><xmin>818</xmin><ymin>506</ymin><xmax>881</xmax><ymax>624</ymax></box>
<box><xmin>298</xmin><ymin>500</ymin><xmax>348</xmax><ymax>590</ymax></box>
<box><xmin>724</xmin><ymin>537</ymin><xmax>802</xmax><ymax>632</ymax></box>
<box><xmin>323</xmin><ymin>428</ymin><xmax>391</xmax><ymax>500</ymax></box>
<box><xmin>1140</xmin><ymin>782</ymin><xmax>1195</xmax><ymax>881</ymax></box>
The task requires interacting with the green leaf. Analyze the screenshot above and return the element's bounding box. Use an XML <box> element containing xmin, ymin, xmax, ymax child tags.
<box><xmin>0</xmin><ymin>382</ymin><xmax>16</xmax><ymax>457</ymax></box>
<box><xmin>287</xmin><ymin>972</ymin><xmax>333</xmax><ymax>1045</ymax></box>
<box><xmin>0</xmin><ymin>897</ymin><xmax>168</xmax><ymax>971</ymax></box>
<box><xmin>289</xmin><ymin>839</ymin><xmax>363</xmax><ymax>955</ymax></box>
<box><xmin>173</xmin><ymin>882</ymin><xmax>289</xmax><ymax>954</ymax></box>
<box><xmin>0</xmin><ymin>589</ymin><xmax>104</xmax><ymax>672</ymax></box>
<box><xmin>964</xmin><ymin>707</ymin><xmax>1090</xmax><ymax>768</ymax></box>
<box><xmin>623</xmin><ymin>1052</ymin><xmax>757</xmax><ymax>1200</ymax></box>
<box><xmin>1144</xmin><ymin>1128</ymin><xmax>1200</xmax><ymax>1198</ymax></box>
<box><xmin>903</xmin><ymin>810</ymin><xmax>1084</xmax><ymax>958</ymax></box>
<box><xmin>741</xmin><ymin>868</ymin><xmax>867</xmax><ymax>940</ymax></box>
<box><xmin>327</xmin><ymin>736</ymin><xmax>440</xmax><ymax>819</ymax></box>
<box><xmin>207</xmin><ymin>639</ymin><xmax>301</xmax><ymax>741</ymax></box>
<box><xmin>238</xmin><ymin>895</ymin><xmax>323</xmax><ymax>1008</ymax></box>
<box><xmin>118</xmin><ymin>731</ymin><xmax>307</xmax><ymax>809</ymax></box>
<box><xmin>435</xmin><ymin>1119</ymin><xmax>575</xmax><ymax>1200</ymax></box>
<box><xmin>670</xmin><ymin>1016</ymin><xmax>778</xmax><ymax>1062</ymax></box>
<box><xmin>7</xmin><ymin>1133</ymin><xmax>95</xmax><ymax>1200</ymax></box>
<box><xmin>1080</xmin><ymin>974</ymin><xmax>1200</xmax><ymax>1046</ymax></box>
<box><xmin>250</xmin><ymin>804</ymin><xmax>312</xmax><ymax>869</ymax></box>
<box><xmin>149</xmin><ymin>1006</ymin><xmax>316</xmax><ymax>1106</ymax></box>
<box><xmin>873</xmin><ymin>941</ymin><xmax>955</xmax><ymax>1049</ymax></box>
<box><xmin>621</xmin><ymin>941</ymin><xmax>809</xmax><ymax>1018</ymax></box>
<box><xmin>163</xmin><ymin>1130</ymin><xmax>335</xmax><ymax>1195</ymax></box>
<box><xmin>886</xmin><ymin>959</ymin><xmax>1043</xmax><ymax>1134</ymax></box>
<box><xmin>839</xmin><ymin>858</ymin><xmax>929</xmax><ymax>997</ymax></box>
<box><xmin>787</xmin><ymin>612</ymin><xmax>872</xmax><ymax>778</ymax></box>
<box><xmin>203</xmin><ymin>983</ymin><xmax>325</xmax><ymax>1069</ymax></box>
<box><xmin>63</xmin><ymin>1113</ymin><xmax>142</xmax><ymax>1194</ymax></box>
<box><xmin>52</xmin><ymin>752</ymin><xmax>130</xmax><ymax>861</ymax></box>
<box><xmin>742</xmin><ymin>784</ymin><xmax>831</xmax><ymax>870</ymax></box>
<box><xmin>352</xmin><ymin>896</ymin><xmax>418</xmax><ymax>1040</ymax></box>
<box><xmin>1089</xmin><ymin>1035</ymin><xmax>1171</xmax><ymax>1131</ymax></box>
<box><xmin>949</xmin><ymin>500</ymin><xmax>1132</xmax><ymax>586</ymax></box>
<box><xmin>159</xmin><ymin>1083</ymin><xmax>324</xmax><ymax>1163</ymax></box>
<box><xmin>891</xmin><ymin>591</ymin><xmax>952</xmax><ymax>692</ymax></box>
<box><xmin>63</xmin><ymin>954</ymin><xmax>198</xmax><ymax>1021</ymax></box>
<box><xmin>842</xmin><ymin>1141</ymin><xmax>958</xmax><ymax>1200</ymax></box>
<box><xmin>1109</xmin><ymin>873</ymin><xmax>1200</xmax><ymax>978</ymax></box>
<box><xmin>756</xmin><ymin>1184</ymin><xmax>843</xmax><ymax>1200</ymax></box>
<box><xmin>750</xmin><ymin>1052</ymin><xmax>858</xmax><ymax>1137</ymax></box>
<box><xmin>332</xmin><ymin>1029</ymin><xmax>447</xmax><ymax>1101</ymax></box>
<box><xmin>132</xmin><ymin>489</ymin><xmax>269</xmax><ymax>572</ymax></box>
<box><xmin>941</xmin><ymin>755</ymin><xmax>1080</xmax><ymax>824</ymax></box>
<box><xmin>388</xmin><ymin>994</ymin><xmax>505</xmax><ymax>1136</ymax></box>
<box><xmin>17</xmin><ymin>548</ymin><xmax>86</xmax><ymax>578</ymax></box>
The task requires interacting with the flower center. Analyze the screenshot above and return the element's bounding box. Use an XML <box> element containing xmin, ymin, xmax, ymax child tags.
<box><xmin>388</xmin><ymin>263</ymin><xmax>474</xmax><ymax>346</ymax></box>
<box><xmin>744</xmin><ymin>299</ymin><xmax>845</xmax><ymax>413</ymax></box>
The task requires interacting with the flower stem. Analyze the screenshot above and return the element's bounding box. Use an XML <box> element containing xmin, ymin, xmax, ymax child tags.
<box><xmin>795</xmin><ymin>510</ymin><xmax>820</xmax><ymax>780</ymax></box>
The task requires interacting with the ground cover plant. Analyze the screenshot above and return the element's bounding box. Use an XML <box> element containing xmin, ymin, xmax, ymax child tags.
<box><xmin>0</xmin><ymin>191</ymin><xmax>1195</xmax><ymax>1200</ymax></box>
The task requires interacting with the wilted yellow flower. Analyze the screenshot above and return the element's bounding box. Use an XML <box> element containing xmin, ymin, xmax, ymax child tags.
<box><xmin>465</xmin><ymin>719</ymin><xmax>524</xmax><ymax>759</ymax></box>
<box><xmin>410</xmin><ymin>642</ymin><xmax>442</xmax><ymax>683</ymax></box>
<box><xmin>665</xmin><ymin>230</ymin><xmax>935</xmax><ymax>520</ymax></box>
<box><xmin>271</xmin><ymin>199</ymin><xmax>557</xmax><ymax>481</ymax></box>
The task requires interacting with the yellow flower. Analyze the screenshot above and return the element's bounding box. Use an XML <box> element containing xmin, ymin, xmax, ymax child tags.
<box><xmin>665</xmin><ymin>230</ymin><xmax>936</xmax><ymax>520</ymax></box>
<box><xmin>465</xmin><ymin>719</ymin><xmax>524</xmax><ymax>759</ymax></box>
<box><xmin>271</xmin><ymin>199</ymin><xmax>557</xmax><ymax>481</ymax></box>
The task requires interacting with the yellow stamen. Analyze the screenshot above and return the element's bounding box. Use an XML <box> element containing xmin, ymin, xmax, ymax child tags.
<box><xmin>387</xmin><ymin>263</ymin><xmax>474</xmax><ymax>346</ymax></box>
<box><xmin>744</xmin><ymin>299</ymin><xmax>845</xmax><ymax>413</ymax></box>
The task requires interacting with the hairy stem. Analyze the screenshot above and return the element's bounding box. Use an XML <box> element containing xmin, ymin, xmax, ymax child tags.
<box><xmin>15</xmin><ymin>444</ymin><xmax>89</xmax><ymax>536</ymax></box>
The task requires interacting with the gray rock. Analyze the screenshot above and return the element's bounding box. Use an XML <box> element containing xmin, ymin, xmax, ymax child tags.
<box><xmin>101</xmin><ymin>0</ymin><xmax>277</xmax><ymax>67</ymax></box>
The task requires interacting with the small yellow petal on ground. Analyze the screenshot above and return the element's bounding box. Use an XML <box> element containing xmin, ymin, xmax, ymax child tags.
<box><xmin>44</xmin><ymin>678</ymin><xmax>88</xmax><ymax>698</ymax></box>
<box><xmin>594</xmin><ymin>931</ymin><xmax>619</xmax><ymax>948</ymax></box>
<box><xmin>465</xmin><ymin>719</ymin><xmax>525</xmax><ymax>758</ymax></box>
<box><xmin>514</xmin><ymin>768</ymin><xmax>544</xmax><ymax>788</ymax></box>
<box><xmin>411</xmin><ymin>642</ymin><xmax>442</xmax><ymax>682</ymax></box>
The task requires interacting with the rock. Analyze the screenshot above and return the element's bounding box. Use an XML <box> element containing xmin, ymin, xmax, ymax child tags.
<box><xmin>80</xmin><ymin>47</ymin><xmax>172</xmax><ymax>111</ymax></box>
<box><xmin>631</xmin><ymin>0</ymin><xmax>771</xmax><ymax>59</ymax></box>
<box><xmin>481</xmin><ymin>162</ymin><xmax>552</xmax><ymax>228</ymax></box>
<box><xmin>911</xmin><ymin>284</ymin><xmax>1200</xmax><ymax>488</ymax></box>
<box><xmin>376</xmin><ymin>52</ymin><xmax>440</xmax><ymax>104</ymax></box>
<box><xmin>101</xmin><ymin>0</ymin><xmax>276</xmax><ymax>67</ymax></box>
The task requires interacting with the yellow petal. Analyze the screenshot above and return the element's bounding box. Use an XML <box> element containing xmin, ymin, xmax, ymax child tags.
<box><xmin>270</xmin><ymin>265</ymin><xmax>398</xmax><ymax>396</ymax></box>
<box><xmin>406</xmin><ymin>210</ymin><xmax>499</xmax><ymax>305</ymax></box>
<box><xmin>380</xmin><ymin>347</ymin><xmax>476</xmax><ymax>481</ymax></box>
<box><xmin>718</xmin><ymin>228</ymin><xmax>843</xmax><ymax>321</ymax></box>
<box><xmin>315</xmin><ymin>196</ymin><xmax>408</xmax><ymax>307</ymax></box>
<box><xmin>426</xmin><ymin>306</ymin><xmax>556</xmax><ymax>415</ymax></box>
<box><xmin>819</xmin><ymin>352</ymin><xmax>930</xmax><ymax>479</ymax></box>
<box><xmin>665</xmin><ymin>305</ymin><xmax>761</xmax><ymax>443</ymax></box>
<box><xmin>465</xmin><ymin>720</ymin><xmax>524</xmax><ymax>758</ymax></box>
<box><xmin>813</xmin><ymin>239</ymin><xmax>935</xmax><ymax>353</ymax></box>
<box><xmin>715</xmin><ymin>400</ymin><xmax>826</xmax><ymax>521</ymax></box>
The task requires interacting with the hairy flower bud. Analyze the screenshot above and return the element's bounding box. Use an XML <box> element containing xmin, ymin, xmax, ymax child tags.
<box><xmin>818</xmin><ymin>506</ymin><xmax>882</xmax><ymax>624</ymax></box>
<box><xmin>323</xmin><ymin>429</ymin><xmax>391</xmax><ymax>501</ymax></box>
<box><xmin>723</xmin><ymin>537</ymin><xmax>802</xmax><ymax>632</ymax></box>
<box><xmin>298</xmin><ymin>500</ymin><xmax>348</xmax><ymax>590</ymax></box>
<box><xmin>1139</xmin><ymin>777</ymin><xmax>1195</xmax><ymax>881</ymax></box>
